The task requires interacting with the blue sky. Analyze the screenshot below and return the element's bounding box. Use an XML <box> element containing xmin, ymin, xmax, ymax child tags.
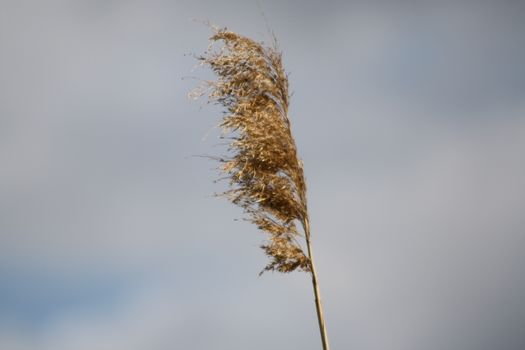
<box><xmin>1</xmin><ymin>1</ymin><xmax>525</xmax><ymax>349</ymax></box>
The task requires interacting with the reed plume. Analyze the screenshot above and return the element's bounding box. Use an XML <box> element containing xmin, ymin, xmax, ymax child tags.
<box><xmin>192</xmin><ymin>27</ymin><xmax>330</xmax><ymax>350</ymax></box>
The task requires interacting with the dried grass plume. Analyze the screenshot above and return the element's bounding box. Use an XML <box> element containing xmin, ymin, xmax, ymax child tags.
<box><xmin>191</xmin><ymin>28</ymin><xmax>310</xmax><ymax>274</ymax></box>
<box><xmin>191</xmin><ymin>26</ymin><xmax>330</xmax><ymax>350</ymax></box>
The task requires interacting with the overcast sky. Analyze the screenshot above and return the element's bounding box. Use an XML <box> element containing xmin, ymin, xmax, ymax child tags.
<box><xmin>1</xmin><ymin>1</ymin><xmax>525</xmax><ymax>349</ymax></box>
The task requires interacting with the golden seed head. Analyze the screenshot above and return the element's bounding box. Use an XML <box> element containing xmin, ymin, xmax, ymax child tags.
<box><xmin>195</xmin><ymin>28</ymin><xmax>310</xmax><ymax>274</ymax></box>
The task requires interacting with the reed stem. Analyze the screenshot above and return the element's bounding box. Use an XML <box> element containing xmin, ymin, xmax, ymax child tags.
<box><xmin>304</xmin><ymin>218</ymin><xmax>330</xmax><ymax>350</ymax></box>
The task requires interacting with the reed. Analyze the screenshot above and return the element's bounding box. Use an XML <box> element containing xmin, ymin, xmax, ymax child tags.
<box><xmin>192</xmin><ymin>27</ymin><xmax>330</xmax><ymax>350</ymax></box>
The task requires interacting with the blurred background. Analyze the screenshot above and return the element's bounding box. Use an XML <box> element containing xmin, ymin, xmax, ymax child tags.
<box><xmin>1</xmin><ymin>0</ymin><xmax>525</xmax><ymax>349</ymax></box>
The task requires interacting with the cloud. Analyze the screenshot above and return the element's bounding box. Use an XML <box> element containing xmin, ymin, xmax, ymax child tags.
<box><xmin>1</xmin><ymin>1</ymin><xmax>524</xmax><ymax>349</ymax></box>
<box><xmin>311</xmin><ymin>108</ymin><xmax>525</xmax><ymax>350</ymax></box>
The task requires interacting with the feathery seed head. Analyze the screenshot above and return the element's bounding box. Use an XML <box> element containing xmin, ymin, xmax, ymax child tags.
<box><xmin>194</xmin><ymin>28</ymin><xmax>311</xmax><ymax>274</ymax></box>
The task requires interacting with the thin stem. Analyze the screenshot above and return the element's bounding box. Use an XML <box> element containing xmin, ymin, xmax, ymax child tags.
<box><xmin>304</xmin><ymin>217</ymin><xmax>330</xmax><ymax>350</ymax></box>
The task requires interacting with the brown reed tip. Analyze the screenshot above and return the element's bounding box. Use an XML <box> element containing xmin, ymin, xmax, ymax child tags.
<box><xmin>194</xmin><ymin>28</ymin><xmax>311</xmax><ymax>274</ymax></box>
